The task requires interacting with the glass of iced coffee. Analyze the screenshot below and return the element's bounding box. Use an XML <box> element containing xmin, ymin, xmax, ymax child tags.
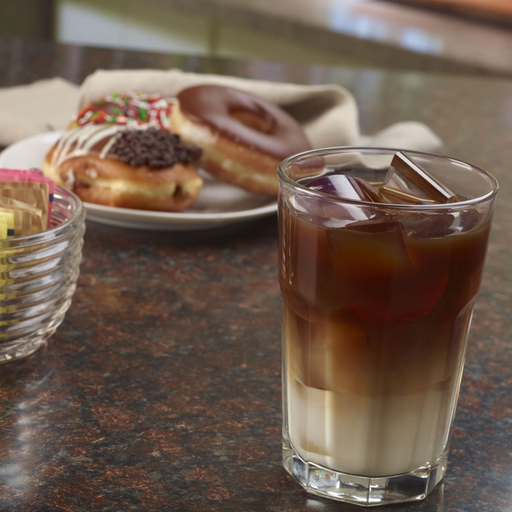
<box><xmin>278</xmin><ymin>148</ymin><xmax>498</xmax><ymax>506</ymax></box>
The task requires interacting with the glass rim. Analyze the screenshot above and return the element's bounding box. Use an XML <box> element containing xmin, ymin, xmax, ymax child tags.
<box><xmin>6</xmin><ymin>186</ymin><xmax>84</xmax><ymax>245</ymax></box>
<box><xmin>278</xmin><ymin>146</ymin><xmax>499</xmax><ymax>211</ymax></box>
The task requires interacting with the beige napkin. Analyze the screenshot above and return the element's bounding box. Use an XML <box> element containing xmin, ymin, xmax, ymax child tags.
<box><xmin>0</xmin><ymin>70</ymin><xmax>442</xmax><ymax>152</ymax></box>
<box><xmin>0</xmin><ymin>78</ymin><xmax>79</xmax><ymax>147</ymax></box>
<box><xmin>79</xmin><ymin>69</ymin><xmax>361</xmax><ymax>149</ymax></box>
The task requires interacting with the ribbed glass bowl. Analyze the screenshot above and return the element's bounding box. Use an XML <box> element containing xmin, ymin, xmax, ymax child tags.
<box><xmin>0</xmin><ymin>187</ymin><xmax>85</xmax><ymax>363</ymax></box>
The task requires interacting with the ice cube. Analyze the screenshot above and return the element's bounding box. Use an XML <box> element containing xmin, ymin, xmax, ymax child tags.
<box><xmin>327</xmin><ymin>221</ymin><xmax>448</xmax><ymax>323</ymax></box>
<box><xmin>451</xmin><ymin>209</ymin><xmax>485</xmax><ymax>233</ymax></box>
<box><xmin>351</xmin><ymin>177</ymin><xmax>391</xmax><ymax>203</ymax></box>
<box><xmin>292</xmin><ymin>174</ymin><xmax>381</xmax><ymax>227</ymax></box>
<box><xmin>285</xmin><ymin>309</ymin><xmax>375</xmax><ymax>395</ymax></box>
<box><xmin>384</xmin><ymin>168</ymin><xmax>427</xmax><ymax>198</ymax></box>
<box><xmin>380</xmin><ymin>185</ymin><xmax>437</xmax><ymax>205</ymax></box>
<box><xmin>400</xmin><ymin>212</ymin><xmax>455</xmax><ymax>239</ymax></box>
<box><xmin>390</xmin><ymin>152</ymin><xmax>458</xmax><ymax>204</ymax></box>
<box><xmin>327</xmin><ymin>220</ymin><xmax>413</xmax><ymax>282</ymax></box>
<box><xmin>381</xmin><ymin>163</ymin><xmax>438</xmax><ymax>205</ymax></box>
<box><xmin>290</xmin><ymin>194</ymin><xmax>365</xmax><ymax>228</ymax></box>
<box><xmin>306</xmin><ymin>174</ymin><xmax>374</xmax><ymax>202</ymax></box>
<box><xmin>280</xmin><ymin>210</ymin><xmax>348</xmax><ymax>321</ymax></box>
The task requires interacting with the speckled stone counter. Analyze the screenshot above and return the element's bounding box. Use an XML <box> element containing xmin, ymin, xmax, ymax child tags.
<box><xmin>0</xmin><ymin>39</ymin><xmax>511</xmax><ymax>511</ymax></box>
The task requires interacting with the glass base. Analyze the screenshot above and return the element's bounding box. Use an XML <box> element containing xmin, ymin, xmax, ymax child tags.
<box><xmin>0</xmin><ymin>329</ymin><xmax>55</xmax><ymax>364</ymax></box>
<box><xmin>283</xmin><ymin>438</ymin><xmax>447</xmax><ymax>507</ymax></box>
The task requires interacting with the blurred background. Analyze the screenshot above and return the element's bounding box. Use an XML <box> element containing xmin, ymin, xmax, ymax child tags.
<box><xmin>1</xmin><ymin>0</ymin><xmax>511</xmax><ymax>76</ymax></box>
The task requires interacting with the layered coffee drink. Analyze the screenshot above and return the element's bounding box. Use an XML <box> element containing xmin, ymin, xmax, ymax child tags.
<box><xmin>279</xmin><ymin>151</ymin><xmax>496</xmax><ymax>485</ymax></box>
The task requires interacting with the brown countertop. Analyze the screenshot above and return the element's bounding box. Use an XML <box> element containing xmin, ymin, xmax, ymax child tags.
<box><xmin>0</xmin><ymin>39</ymin><xmax>511</xmax><ymax>511</ymax></box>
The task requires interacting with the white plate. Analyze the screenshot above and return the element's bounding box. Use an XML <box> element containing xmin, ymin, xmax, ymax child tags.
<box><xmin>0</xmin><ymin>131</ymin><xmax>277</xmax><ymax>231</ymax></box>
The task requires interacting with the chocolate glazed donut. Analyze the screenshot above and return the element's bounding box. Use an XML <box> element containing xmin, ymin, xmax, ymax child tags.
<box><xmin>171</xmin><ymin>85</ymin><xmax>312</xmax><ymax>195</ymax></box>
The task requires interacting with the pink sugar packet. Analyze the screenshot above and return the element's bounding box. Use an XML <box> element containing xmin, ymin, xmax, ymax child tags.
<box><xmin>0</xmin><ymin>169</ymin><xmax>56</xmax><ymax>228</ymax></box>
<box><xmin>0</xmin><ymin>169</ymin><xmax>41</xmax><ymax>181</ymax></box>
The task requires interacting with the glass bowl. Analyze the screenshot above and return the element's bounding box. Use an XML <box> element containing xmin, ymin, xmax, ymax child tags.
<box><xmin>0</xmin><ymin>187</ymin><xmax>86</xmax><ymax>363</ymax></box>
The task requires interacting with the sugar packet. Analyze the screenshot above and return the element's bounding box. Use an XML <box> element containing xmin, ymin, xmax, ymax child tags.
<box><xmin>0</xmin><ymin>169</ymin><xmax>56</xmax><ymax>238</ymax></box>
<box><xmin>0</xmin><ymin>169</ymin><xmax>55</xmax><ymax>227</ymax></box>
<box><xmin>0</xmin><ymin>197</ymin><xmax>44</xmax><ymax>235</ymax></box>
<box><xmin>0</xmin><ymin>212</ymin><xmax>15</xmax><ymax>239</ymax></box>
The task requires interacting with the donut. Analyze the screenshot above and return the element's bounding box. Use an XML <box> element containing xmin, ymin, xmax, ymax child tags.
<box><xmin>170</xmin><ymin>85</ymin><xmax>312</xmax><ymax>195</ymax></box>
<box><xmin>43</xmin><ymin>92</ymin><xmax>203</xmax><ymax>212</ymax></box>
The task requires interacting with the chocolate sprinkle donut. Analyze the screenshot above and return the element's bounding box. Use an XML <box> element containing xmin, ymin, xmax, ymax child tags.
<box><xmin>109</xmin><ymin>128</ymin><xmax>202</xmax><ymax>169</ymax></box>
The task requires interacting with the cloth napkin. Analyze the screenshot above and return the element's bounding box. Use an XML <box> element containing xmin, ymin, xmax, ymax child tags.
<box><xmin>0</xmin><ymin>78</ymin><xmax>79</xmax><ymax>147</ymax></box>
<box><xmin>0</xmin><ymin>69</ymin><xmax>442</xmax><ymax>152</ymax></box>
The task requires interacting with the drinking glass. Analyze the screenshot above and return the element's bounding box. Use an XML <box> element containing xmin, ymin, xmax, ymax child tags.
<box><xmin>278</xmin><ymin>148</ymin><xmax>498</xmax><ymax>506</ymax></box>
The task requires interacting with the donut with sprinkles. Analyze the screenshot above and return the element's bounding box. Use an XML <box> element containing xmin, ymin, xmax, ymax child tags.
<box><xmin>43</xmin><ymin>92</ymin><xmax>203</xmax><ymax>212</ymax></box>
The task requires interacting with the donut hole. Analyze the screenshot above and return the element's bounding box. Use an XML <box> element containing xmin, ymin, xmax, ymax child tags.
<box><xmin>229</xmin><ymin>108</ymin><xmax>274</xmax><ymax>134</ymax></box>
<box><xmin>174</xmin><ymin>185</ymin><xmax>183</xmax><ymax>199</ymax></box>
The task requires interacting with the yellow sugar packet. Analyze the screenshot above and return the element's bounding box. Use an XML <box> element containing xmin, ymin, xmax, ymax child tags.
<box><xmin>0</xmin><ymin>230</ymin><xmax>16</xmax><ymax>299</ymax></box>
<box><xmin>0</xmin><ymin>197</ymin><xmax>44</xmax><ymax>236</ymax></box>
<box><xmin>0</xmin><ymin>220</ymin><xmax>7</xmax><ymax>240</ymax></box>
<box><xmin>0</xmin><ymin>213</ymin><xmax>15</xmax><ymax>296</ymax></box>
<box><xmin>0</xmin><ymin>212</ymin><xmax>15</xmax><ymax>239</ymax></box>
<box><xmin>0</xmin><ymin>207</ymin><xmax>30</xmax><ymax>238</ymax></box>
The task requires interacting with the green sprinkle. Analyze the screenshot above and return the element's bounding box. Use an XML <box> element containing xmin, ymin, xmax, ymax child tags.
<box><xmin>90</xmin><ymin>111</ymin><xmax>99</xmax><ymax>119</ymax></box>
<box><xmin>112</xmin><ymin>106</ymin><xmax>124</xmax><ymax>115</ymax></box>
<box><xmin>138</xmin><ymin>108</ymin><xmax>148</xmax><ymax>121</ymax></box>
